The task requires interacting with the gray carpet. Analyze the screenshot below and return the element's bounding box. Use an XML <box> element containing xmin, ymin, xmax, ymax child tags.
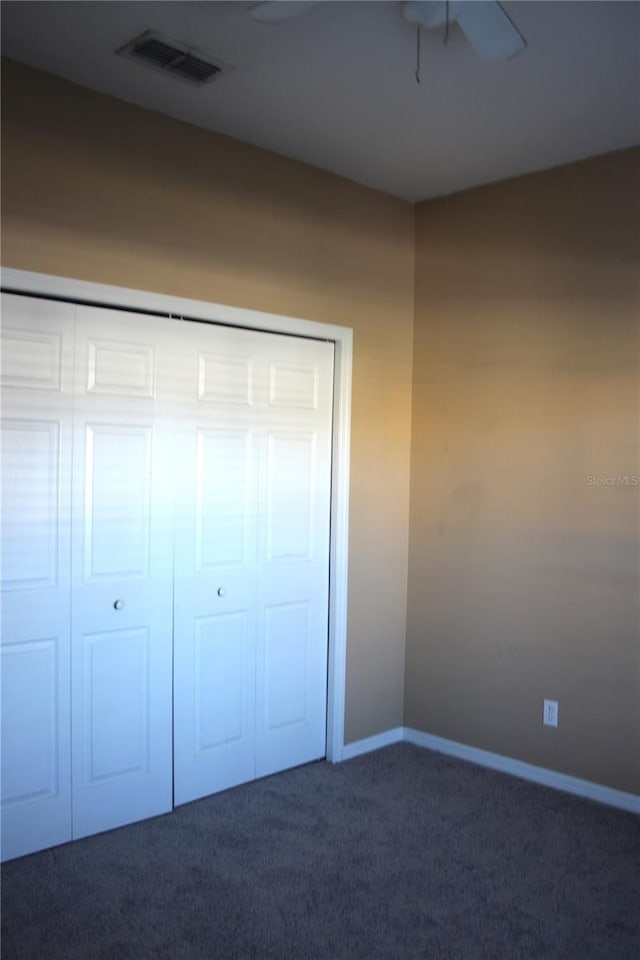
<box><xmin>1</xmin><ymin>743</ymin><xmax>638</xmax><ymax>960</ymax></box>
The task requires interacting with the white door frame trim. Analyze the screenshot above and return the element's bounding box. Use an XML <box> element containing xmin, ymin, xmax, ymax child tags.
<box><xmin>1</xmin><ymin>267</ymin><xmax>352</xmax><ymax>763</ymax></box>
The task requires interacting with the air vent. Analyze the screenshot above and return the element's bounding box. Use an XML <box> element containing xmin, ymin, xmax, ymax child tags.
<box><xmin>117</xmin><ymin>31</ymin><xmax>222</xmax><ymax>86</ymax></box>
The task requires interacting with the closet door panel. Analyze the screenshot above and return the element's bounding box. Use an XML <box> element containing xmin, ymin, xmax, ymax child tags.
<box><xmin>0</xmin><ymin>294</ymin><xmax>74</xmax><ymax>861</ymax></box>
<box><xmin>173</xmin><ymin>326</ymin><xmax>259</xmax><ymax>805</ymax></box>
<box><xmin>71</xmin><ymin>306</ymin><xmax>174</xmax><ymax>840</ymax></box>
<box><xmin>195</xmin><ymin>427</ymin><xmax>252</xmax><ymax>570</ymax></box>
<box><xmin>255</xmin><ymin>336</ymin><xmax>334</xmax><ymax>778</ymax></box>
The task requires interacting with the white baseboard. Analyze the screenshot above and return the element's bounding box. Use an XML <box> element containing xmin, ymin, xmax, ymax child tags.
<box><xmin>340</xmin><ymin>726</ymin><xmax>640</xmax><ymax>814</ymax></box>
<box><xmin>341</xmin><ymin>727</ymin><xmax>404</xmax><ymax>761</ymax></box>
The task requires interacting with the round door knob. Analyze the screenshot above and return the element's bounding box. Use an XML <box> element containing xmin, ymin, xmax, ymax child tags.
<box><xmin>113</xmin><ymin>599</ymin><xmax>125</xmax><ymax>611</ymax></box>
<box><xmin>217</xmin><ymin>587</ymin><xmax>227</xmax><ymax>598</ymax></box>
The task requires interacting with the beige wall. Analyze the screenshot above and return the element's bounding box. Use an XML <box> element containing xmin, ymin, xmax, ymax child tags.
<box><xmin>3</xmin><ymin>59</ymin><xmax>639</xmax><ymax>795</ymax></box>
<box><xmin>0</xmin><ymin>59</ymin><xmax>415</xmax><ymax>745</ymax></box>
<box><xmin>407</xmin><ymin>149</ymin><xmax>640</xmax><ymax>793</ymax></box>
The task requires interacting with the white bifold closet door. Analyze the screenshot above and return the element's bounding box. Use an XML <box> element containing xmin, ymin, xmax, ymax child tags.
<box><xmin>1</xmin><ymin>291</ymin><xmax>334</xmax><ymax>860</ymax></box>
<box><xmin>173</xmin><ymin>322</ymin><xmax>334</xmax><ymax>805</ymax></box>
<box><xmin>0</xmin><ymin>295</ymin><xmax>74</xmax><ymax>861</ymax></box>
<box><xmin>1</xmin><ymin>298</ymin><xmax>176</xmax><ymax>857</ymax></box>
<box><xmin>69</xmin><ymin>306</ymin><xmax>175</xmax><ymax>839</ymax></box>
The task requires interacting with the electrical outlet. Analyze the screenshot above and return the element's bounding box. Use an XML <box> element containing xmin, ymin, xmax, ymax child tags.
<box><xmin>543</xmin><ymin>699</ymin><xmax>558</xmax><ymax>727</ymax></box>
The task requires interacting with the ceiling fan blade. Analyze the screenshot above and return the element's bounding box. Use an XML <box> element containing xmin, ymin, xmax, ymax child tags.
<box><xmin>456</xmin><ymin>1</ymin><xmax>526</xmax><ymax>62</ymax></box>
<box><xmin>249</xmin><ymin>1</ymin><xmax>323</xmax><ymax>24</ymax></box>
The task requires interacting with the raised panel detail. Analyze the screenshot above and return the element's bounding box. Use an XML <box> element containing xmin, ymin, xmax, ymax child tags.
<box><xmin>196</xmin><ymin>429</ymin><xmax>251</xmax><ymax>570</ymax></box>
<box><xmin>1</xmin><ymin>420</ymin><xmax>59</xmax><ymax>590</ymax></box>
<box><xmin>198</xmin><ymin>354</ymin><xmax>253</xmax><ymax>405</ymax></box>
<box><xmin>264</xmin><ymin>602</ymin><xmax>310</xmax><ymax>731</ymax></box>
<box><xmin>83</xmin><ymin>628</ymin><xmax>150</xmax><ymax>783</ymax></box>
<box><xmin>266</xmin><ymin>432</ymin><xmax>316</xmax><ymax>562</ymax></box>
<box><xmin>195</xmin><ymin>613</ymin><xmax>247</xmax><ymax>752</ymax></box>
<box><xmin>1</xmin><ymin>328</ymin><xmax>62</xmax><ymax>391</ymax></box>
<box><xmin>269</xmin><ymin>362</ymin><xmax>318</xmax><ymax>409</ymax></box>
<box><xmin>1</xmin><ymin>638</ymin><xmax>59</xmax><ymax>806</ymax></box>
<box><xmin>84</xmin><ymin>424</ymin><xmax>151</xmax><ymax>581</ymax></box>
<box><xmin>87</xmin><ymin>340</ymin><xmax>154</xmax><ymax>397</ymax></box>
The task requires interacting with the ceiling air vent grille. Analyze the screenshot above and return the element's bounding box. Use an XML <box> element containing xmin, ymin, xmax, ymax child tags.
<box><xmin>118</xmin><ymin>31</ymin><xmax>222</xmax><ymax>86</ymax></box>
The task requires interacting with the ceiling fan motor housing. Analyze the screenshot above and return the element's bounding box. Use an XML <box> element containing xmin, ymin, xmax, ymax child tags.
<box><xmin>402</xmin><ymin>1</ymin><xmax>464</xmax><ymax>30</ymax></box>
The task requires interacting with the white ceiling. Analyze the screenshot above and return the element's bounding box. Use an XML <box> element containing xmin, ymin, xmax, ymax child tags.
<box><xmin>2</xmin><ymin>1</ymin><xmax>639</xmax><ymax>201</ymax></box>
